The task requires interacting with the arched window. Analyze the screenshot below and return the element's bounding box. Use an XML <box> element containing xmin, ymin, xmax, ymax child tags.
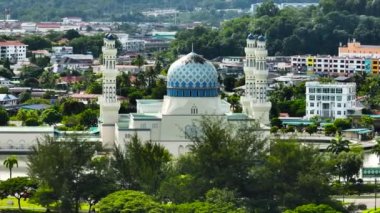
<box><xmin>178</xmin><ymin>145</ymin><xmax>185</xmax><ymax>155</ymax></box>
<box><xmin>191</xmin><ymin>105</ymin><xmax>198</xmax><ymax>115</ymax></box>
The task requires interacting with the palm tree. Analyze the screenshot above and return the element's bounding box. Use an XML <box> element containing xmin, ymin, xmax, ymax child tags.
<box><xmin>3</xmin><ymin>155</ymin><xmax>18</xmax><ymax>179</ymax></box>
<box><xmin>327</xmin><ymin>134</ymin><xmax>350</xmax><ymax>154</ymax></box>
<box><xmin>372</xmin><ymin>139</ymin><xmax>380</xmax><ymax>161</ymax></box>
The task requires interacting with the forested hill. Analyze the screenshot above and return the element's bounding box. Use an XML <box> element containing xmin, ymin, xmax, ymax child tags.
<box><xmin>0</xmin><ymin>0</ymin><xmax>318</xmax><ymax>21</ymax></box>
<box><xmin>168</xmin><ymin>0</ymin><xmax>380</xmax><ymax>58</ymax></box>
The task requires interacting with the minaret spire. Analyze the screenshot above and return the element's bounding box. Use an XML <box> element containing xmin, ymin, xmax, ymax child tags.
<box><xmin>99</xmin><ymin>33</ymin><xmax>120</xmax><ymax>148</ymax></box>
<box><xmin>240</xmin><ymin>33</ymin><xmax>271</xmax><ymax>125</ymax></box>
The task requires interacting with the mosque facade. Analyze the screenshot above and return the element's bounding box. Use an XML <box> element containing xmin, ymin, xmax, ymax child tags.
<box><xmin>99</xmin><ymin>34</ymin><xmax>271</xmax><ymax>155</ymax></box>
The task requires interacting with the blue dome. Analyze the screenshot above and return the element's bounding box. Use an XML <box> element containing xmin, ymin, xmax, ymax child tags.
<box><xmin>258</xmin><ymin>35</ymin><xmax>266</xmax><ymax>41</ymax></box>
<box><xmin>167</xmin><ymin>52</ymin><xmax>219</xmax><ymax>97</ymax></box>
<box><xmin>247</xmin><ymin>33</ymin><xmax>256</xmax><ymax>40</ymax></box>
<box><xmin>105</xmin><ymin>33</ymin><xmax>117</xmax><ymax>40</ymax></box>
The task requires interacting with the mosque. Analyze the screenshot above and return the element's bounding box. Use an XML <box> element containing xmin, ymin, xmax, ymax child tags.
<box><xmin>99</xmin><ymin>33</ymin><xmax>272</xmax><ymax>155</ymax></box>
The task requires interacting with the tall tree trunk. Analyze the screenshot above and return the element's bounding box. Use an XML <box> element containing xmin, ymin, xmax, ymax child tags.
<box><xmin>17</xmin><ymin>198</ymin><xmax>21</xmax><ymax>210</ymax></box>
<box><xmin>9</xmin><ymin>168</ymin><xmax>12</xmax><ymax>179</ymax></box>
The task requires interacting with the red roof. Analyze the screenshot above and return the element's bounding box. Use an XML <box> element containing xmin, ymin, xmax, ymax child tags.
<box><xmin>0</xmin><ymin>41</ymin><xmax>27</xmax><ymax>46</ymax></box>
<box><xmin>37</xmin><ymin>23</ymin><xmax>61</xmax><ymax>28</ymax></box>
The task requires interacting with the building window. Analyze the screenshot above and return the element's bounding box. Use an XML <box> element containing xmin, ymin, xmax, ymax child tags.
<box><xmin>336</xmin><ymin>88</ymin><xmax>343</xmax><ymax>93</ymax></box>
<box><xmin>140</xmin><ymin>123</ymin><xmax>146</xmax><ymax>128</ymax></box>
<box><xmin>309</xmin><ymin>88</ymin><xmax>315</xmax><ymax>93</ymax></box>
<box><xmin>185</xmin><ymin>125</ymin><xmax>197</xmax><ymax>139</ymax></box>
<box><xmin>337</xmin><ymin>96</ymin><xmax>342</xmax><ymax>101</ymax></box>
<box><xmin>310</xmin><ymin>110</ymin><xmax>314</xmax><ymax>114</ymax></box>
<box><xmin>310</xmin><ymin>103</ymin><xmax>314</xmax><ymax>107</ymax></box>
<box><xmin>337</xmin><ymin>111</ymin><xmax>341</xmax><ymax>115</ymax></box>
<box><xmin>191</xmin><ymin>106</ymin><xmax>198</xmax><ymax>114</ymax></box>
<box><xmin>152</xmin><ymin>123</ymin><xmax>158</xmax><ymax>128</ymax></box>
<box><xmin>337</xmin><ymin>103</ymin><xmax>341</xmax><ymax>107</ymax></box>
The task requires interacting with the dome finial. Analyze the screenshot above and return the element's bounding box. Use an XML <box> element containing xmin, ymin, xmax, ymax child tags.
<box><xmin>191</xmin><ymin>43</ymin><xmax>194</xmax><ymax>53</ymax></box>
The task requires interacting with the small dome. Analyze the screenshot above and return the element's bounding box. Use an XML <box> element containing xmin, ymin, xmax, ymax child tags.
<box><xmin>258</xmin><ymin>35</ymin><xmax>266</xmax><ymax>42</ymax></box>
<box><xmin>105</xmin><ymin>33</ymin><xmax>117</xmax><ymax>40</ymax></box>
<box><xmin>247</xmin><ymin>33</ymin><xmax>256</xmax><ymax>40</ymax></box>
<box><xmin>167</xmin><ymin>52</ymin><xmax>219</xmax><ymax>97</ymax></box>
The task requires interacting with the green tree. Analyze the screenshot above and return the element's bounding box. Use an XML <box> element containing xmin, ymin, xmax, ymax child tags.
<box><xmin>255</xmin><ymin>0</ymin><xmax>279</xmax><ymax>17</ymax></box>
<box><xmin>39</xmin><ymin>70</ymin><xmax>56</xmax><ymax>88</ymax></box>
<box><xmin>22</xmin><ymin>35</ymin><xmax>51</xmax><ymax>50</ymax></box>
<box><xmin>0</xmin><ymin>108</ymin><xmax>9</xmax><ymax>126</ymax></box>
<box><xmin>305</xmin><ymin>124</ymin><xmax>318</xmax><ymax>136</ymax></box>
<box><xmin>86</xmin><ymin>81</ymin><xmax>102</xmax><ymax>94</ymax></box>
<box><xmin>0</xmin><ymin>177</ymin><xmax>37</xmax><ymax>210</ymax></box>
<box><xmin>284</xmin><ymin>203</ymin><xmax>341</xmax><ymax>213</ymax></box>
<box><xmin>324</xmin><ymin>124</ymin><xmax>337</xmax><ymax>136</ymax></box>
<box><xmin>30</xmin><ymin>186</ymin><xmax>58</xmax><ymax>211</ymax></box>
<box><xmin>255</xmin><ymin>140</ymin><xmax>336</xmax><ymax>210</ymax></box>
<box><xmin>64</xmin><ymin>29</ymin><xmax>81</xmax><ymax>40</ymax></box>
<box><xmin>333</xmin><ymin>118</ymin><xmax>351</xmax><ymax>132</ymax></box>
<box><xmin>359</xmin><ymin>115</ymin><xmax>374</xmax><ymax>129</ymax></box>
<box><xmin>227</xmin><ymin>94</ymin><xmax>241</xmax><ymax>112</ymax></box>
<box><xmin>79</xmin><ymin>109</ymin><xmax>98</xmax><ymax>127</ymax></box>
<box><xmin>270</xmin><ymin>117</ymin><xmax>282</xmax><ymax>128</ymax></box>
<box><xmin>183</xmin><ymin>117</ymin><xmax>267</xmax><ymax>203</ymax></box>
<box><xmin>327</xmin><ymin>134</ymin><xmax>350</xmax><ymax>154</ymax></box>
<box><xmin>3</xmin><ymin>155</ymin><xmax>18</xmax><ymax>179</ymax></box>
<box><xmin>41</xmin><ymin>108</ymin><xmax>62</xmax><ymax>125</ymax></box>
<box><xmin>18</xmin><ymin>91</ymin><xmax>32</xmax><ymax>103</ymax></box>
<box><xmin>270</xmin><ymin>126</ymin><xmax>279</xmax><ymax>134</ymax></box>
<box><xmin>96</xmin><ymin>190</ymin><xmax>166</xmax><ymax>213</ymax></box>
<box><xmin>3</xmin><ymin>58</ymin><xmax>11</xmax><ymax>70</ymax></box>
<box><xmin>112</xmin><ymin>134</ymin><xmax>171</xmax><ymax>194</ymax></box>
<box><xmin>223</xmin><ymin>76</ymin><xmax>236</xmax><ymax>92</ymax></box>
<box><xmin>25</xmin><ymin>118</ymin><xmax>40</xmax><ymax>126</ymax></box>
<box><xmin>0</xmin><ymin>67</ymin><xmax>13</xmax><ymax>78</ymax></box>
<box><xmin>60</xmin><ymin>98</ymin><xmax>86</xmax><ymax>115</ymax></box>
<box><xmin>334</xmin><ymin>150</ymin><xmax>363</xmax><ymax>182</ymax></box>
<box><xmin>28</xmin><ymin>136</ymin><xmax>99</xmax><ymax>213</ymax></box>
<box><xmin>132</xmin><ymin>54</ymin><xmax>145</xmax><ymax>71</ymax></box>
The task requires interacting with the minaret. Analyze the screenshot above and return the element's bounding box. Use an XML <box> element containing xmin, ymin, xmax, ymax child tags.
<box><xmin>99</xmin><ymin>33</ymin><xmax>120</xmax><ymax>148</ymax></box>
<box><xmin>241</xmin><ymin>34</ymin><xmax>271</xmax><ymax>125</ymax></box>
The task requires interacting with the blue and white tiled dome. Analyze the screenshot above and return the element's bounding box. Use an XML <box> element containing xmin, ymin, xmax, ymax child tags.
<box><xmin>167</xmin><ymin>52</ymin><xmax>219</xmax><ymax>97</ymax></box>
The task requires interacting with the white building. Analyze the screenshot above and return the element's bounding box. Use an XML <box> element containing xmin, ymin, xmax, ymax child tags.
<box><xmin>99</xmin><ymin>34</ymin><xmax>270</xmax><ymax>155</ymax></box>
<box><xmin>291</xmin><ymin>55</ymin><xmax>366</xmax><ymax>75</ymax></box>
<box><xmin>20</xmin><ymin>22</ymin><xmax>37</xmax><ymax>32</ymax></box>
<box><xmin>0</xmin><ymin>41</ymin><xmax>27</xmax><ymax>62</ymax></box>
<box><xmin>240</xmin><ymin>34</ymin><xmax>271</xmax><ymax>125</ymax></box>
<box><xmin>125</xmin><ymin>39</ymin><xmax>145</xmax><ymax>52</ymax></box>
<box><xmin>0</xmin><ymin>94</ymin><xmax>18</xmax><ymax>107</ymax></box>
<box><xmin>305</xmin><ymin>82</ymin><xmax>356</xmax><ymax>119</ymax></box>
<box><xmin>0</xmin><ymin>77</ymin><xmax>14</xmax><ymax>88</ymax></box>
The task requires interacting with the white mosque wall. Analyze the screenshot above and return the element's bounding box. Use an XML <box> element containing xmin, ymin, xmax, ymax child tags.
<box><xmin>136</xmin><ymin>100</ymin><xmax>163</xmax><ymax>113</ymax></box>
<box><xmin>0</xmin><ymin>127</ymin><xmax>54</xmax><ymax>150</ymax></box>
<box><xmin>161</xmin><ymin>96</ymin><xmax>230</xmax><ymax>115</ymax></box>
<box><xmin>100</xmin><ymin>124</ymin><xmax>116</xmax><ymax>148</ymax></box>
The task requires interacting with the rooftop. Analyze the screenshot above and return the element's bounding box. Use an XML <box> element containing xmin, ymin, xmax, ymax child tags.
<box><xmin>0</xmin><ymin>126</ymin><xmax>54</xmax><ymax>133</ymax></box>
<box><xmin>0</xmin><ymin>41</ymin><xmax>27</xmax><ymax>46</ymax></box>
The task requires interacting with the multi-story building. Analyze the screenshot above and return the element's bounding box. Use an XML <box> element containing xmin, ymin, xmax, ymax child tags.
<box><xmin>0</xmin><ymin>41</ymin><xmax>27</xmax><ymax>63</ymax></box>
<box><xmin>305</xmin><ymin>81</ymin><xmax>356</xmax><ymax>119</ymax></box>
<box><xmin>125</xmin><ymin>39</ymin><xmax>145</xmax><ymax>52</ymax></box>
<box><xmin>339</xmin><ymin>39</ymin><xmax>380</xmax><ymax>58</ymax></box>
<box><xmin>290</xmin><ymin>55</ymin><xmax>379</xmax><ymax>75</ymax></box>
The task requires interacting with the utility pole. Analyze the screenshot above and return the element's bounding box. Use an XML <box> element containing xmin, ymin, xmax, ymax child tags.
<box><xmin>376</xmin><ymin>178</ymin><xmax>378</xmax><ymax>210</ymax></box>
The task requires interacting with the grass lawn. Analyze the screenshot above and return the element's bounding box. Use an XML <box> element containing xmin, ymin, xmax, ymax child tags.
<box><xmin>0</xmin><ymin>197</ymin><xmax>45</xmax><ymax>211</ymax></box>
<box><xmin>0</xmin><ymin>197</ymin><xmax>92</xmax><ymax>212</ymax></box>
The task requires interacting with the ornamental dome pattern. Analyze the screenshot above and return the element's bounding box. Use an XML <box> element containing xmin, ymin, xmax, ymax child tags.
<box><xmin>167</xmin><ymin>52</ymin><xmax>219</xmax><ymax>97</ymax></box>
